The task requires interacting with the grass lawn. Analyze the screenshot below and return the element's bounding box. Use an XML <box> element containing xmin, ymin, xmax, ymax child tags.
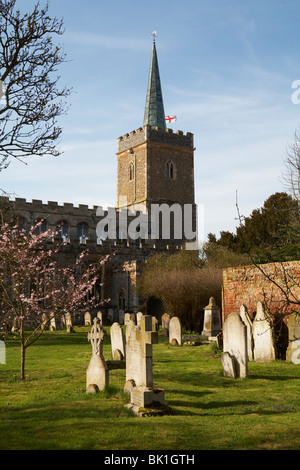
<box><xmin>0</xmin><ymin>325</ymin><xmax>300</xmax><ymax>451</ymax></box>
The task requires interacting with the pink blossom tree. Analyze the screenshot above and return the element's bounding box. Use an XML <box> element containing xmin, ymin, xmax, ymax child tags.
<box><xmin>0</xmin><ymin>219</ymin><xmax>109</xmax><ymax>379</ymax></box>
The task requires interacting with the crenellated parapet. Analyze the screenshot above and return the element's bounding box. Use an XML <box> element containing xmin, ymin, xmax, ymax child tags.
<box><xmin>117</xmin><ymin>124</ymin><xmax>194</xmax><ymax>154</ymax></box>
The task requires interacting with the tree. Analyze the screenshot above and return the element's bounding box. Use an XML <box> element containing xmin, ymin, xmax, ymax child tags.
<box><xmin>137</xmin><ymin>251</ymin><xmax>222</xmax><ymax>331</ymax></box>
<box><xmin>0</xmin><ymin>0</ymin><xmax>71</xmax><ymax>170</ymax></box>
<box><xmin>282</xmin><ymin>127</ymin><xmax>300</xmax><ymax>201</ymax></box>
<box><xmin>0</xmin><ymin>219</ymin><xmax>109</xmax><ymax>379</ymax></box>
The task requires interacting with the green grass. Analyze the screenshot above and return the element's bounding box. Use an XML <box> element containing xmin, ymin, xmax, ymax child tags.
<box><xmin>0</xmin><ymin>326</ymin><xmax>300</xmax><ymax>450</ymax></box>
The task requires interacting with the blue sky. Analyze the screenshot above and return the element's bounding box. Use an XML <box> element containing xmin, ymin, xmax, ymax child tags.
<box><xmin>2</xmin><ymin>0</ymin><xmax>300</xmax><ymax>239</ymax></box>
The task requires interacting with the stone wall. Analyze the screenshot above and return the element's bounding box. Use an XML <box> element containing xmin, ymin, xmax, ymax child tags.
<box><xmin>222</xmin><ymin>261</ymin><xmax>300</xmax><ymax>322</ymax></box>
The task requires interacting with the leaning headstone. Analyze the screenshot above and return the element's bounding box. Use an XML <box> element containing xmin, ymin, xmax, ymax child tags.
<box><xmin>286</xmin><ymin>313</ymin><xmax>300</xmax><ymax>364</ymax></box>
<box><xmin>253</xmin><ymin>302</ymin><xmax>276</xmax><ymax>362</ymax></box>
<box><xmin>124</xmin><ymin>313</ymin><xmax>131</xmax><ymax>325</ymax></box>
<box><xmin>169</xmin><ymin>316</ymin><xmax>182</xmax><ymax>346</ymax></box>
<box><xmin>240</xmin><ymin>305</ymin><xmax>254</xmax><ymax>361</ymax></box>
<box><xmin>110</xmin><ymin>322</ymin><xmax>126</xmax><ymax>360</ymax></box>
<box><xmin>151</xmin><ymin>317</ymin><xmax>159</xmax><ymax>344</ymax></box>
<box><xmin>125</xmin><ymin>315</ymin><xmax>165</xmax><ymax>416</ymax></box>
<box><xmin>86</xmin><ymin>318</ymin><xmax>109</xmax><ymax>392</ymax></box>
<box><xmin>223</xmin><ymin>312</ymin><xmax>248</xmax><ymax>378</ymax></box>
<box><xmin>84</xmin><ymin>311</ymin><xmax>91</xmax><ymax>326</ymax></box>
<box><xmin>201</xmin><ymin>297</ymin><xmax>222</xmax><ymax>337</ymax></box>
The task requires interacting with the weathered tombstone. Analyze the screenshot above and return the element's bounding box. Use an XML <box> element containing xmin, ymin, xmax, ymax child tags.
<box><xmin>126</xmin><ymin>319</ymin><xmax>136</xmax><ymax>344</ymax></box>
<box><xmin>125</xmin><ymin>315</ymin><xmax>165</xmax><ymax>415</ymax></box>
<box><xmin>169</xmin><ymin>316</ymin><xmax>182</xmax><ymax>346</ymax></box>
<box><xmin>0</xmin><ymin>340</ymin><xmax>6</xmax><ymax>364</ymax></box>
<box><xmin>84</xmin><ymin>311</ymin><xmax>91</xmax><ymax>326</ymax></box>
<box><xmin>124</xmin><ymin>313</ymin><xmax>131</xmax><ymax>325</ymax></box>
<box><xmin>201</xmin><ymin>297</ymin><xmax>222</xmax><ymax>337</ymax></box>
<box><xmin>41</xmin><ymin>313</ymin><xmax>49</xmax><ymax>331</ymax></box>
<box><xmin>110</xmin><ymin>322</ymin><xmax>126</xmax><ymax>360</ymax></box>
<box><xmin>253</xmin><ymin>302</ymin><xmax>276</xmax><ymax>362</ymax></box>
<box><xmin>151</xmin><ymin>316</ymin><xmax>159</xmax><ymax>344</ymax></box>
<box><xmin>161</xmin><ymin>313</ymin><xmax>170</xmax><ymax>333</ymax></box>
<box><xmin>286</xmin><ymin>313</ymin><xmax>300</xmax><ymax>364</ymax></box>
<box><xmin>136</xmin><ymin>312</ymin><xmax>143</xmax><ymax>326</ymax></box>
<box><xmin>49</xmin><ymin>312</ymin><xmax>56</xmax><ymax>331</ymax></box>
<box><xmin>65</xmin><ymin>312</ymin><xmax>73</xmax><ymax>333</ymax></box>
<box><xmin>240</xmin><ymin>305</ymin><xmax>254</xmax><ymax>361</ymax></box>
<box><xmin>97</xmin><ymin>311</ymin><xmax>103</xmax><ymax>324</ymax></box>
<box><xmin>223</xmin><ymin>312</ymin><xmax>248</xmax><ymax>378</ymax></box>
<box><xmin>86</xmin><ymin>318</ymin><xmax>109</xmax><ymax>392</ymax></box>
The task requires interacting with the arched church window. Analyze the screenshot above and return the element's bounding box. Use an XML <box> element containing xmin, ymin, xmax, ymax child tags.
<box><xmin>129</xmin><ymin>162</ymin><xmax>135</xmax><ymax>181</ymax></box>
<box><xmin>56</xmin><ymin>220</ymin><xmax>69</xmax><ymax>243</ymax></box>
<box><xmin>33</xmin><ymin>219</ymin><xmax>47</xmax><ymax>235</ymax></box>
<box><xmin>77</xmin><ymin>222</ymin><xmax>89</xmax><ymax>244</ymax></box>
<box><xmin>166</xmin><ymin>161</ymin><xmax>175</xmax><ymax>179</ymax></box>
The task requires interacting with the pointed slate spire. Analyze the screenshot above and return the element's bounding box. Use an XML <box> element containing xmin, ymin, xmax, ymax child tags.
<box><xmin>143</xmin><ymin>35</ymin><xmax>166</xmax><ymax>131</ymax></box>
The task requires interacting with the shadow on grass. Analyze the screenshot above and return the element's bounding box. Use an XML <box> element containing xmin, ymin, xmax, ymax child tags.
<box><xmin>167</xmin><ymin>398</ymin><xmax>297</xmax><ymax>417</ymax></box>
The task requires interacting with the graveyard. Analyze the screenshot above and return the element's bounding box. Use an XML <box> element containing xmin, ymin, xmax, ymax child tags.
<box><xmin>0</xmin><ymin>320</ymin><xmax>300</xmax><ymax>451</ymax></box>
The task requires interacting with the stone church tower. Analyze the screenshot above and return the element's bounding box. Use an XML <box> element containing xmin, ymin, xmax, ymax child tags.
<box><xmin>116</xmin><ymin>38</ymin><xmax>196</xmax><ymax>225</ymax></box>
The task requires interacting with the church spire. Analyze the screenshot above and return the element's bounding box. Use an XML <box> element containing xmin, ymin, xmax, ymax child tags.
<box><xmin>143</xmin><ymin>33</ymin><xmax>166</xmax><ymax>131</ymax></box>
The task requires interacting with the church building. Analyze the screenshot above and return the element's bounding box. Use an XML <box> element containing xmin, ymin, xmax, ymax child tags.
<box><xmin>1</xmin><ymin>37</ymin><xmax>197</xmax><ymax>322</ymax></box>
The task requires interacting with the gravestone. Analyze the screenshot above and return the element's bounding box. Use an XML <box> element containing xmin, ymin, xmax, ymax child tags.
<box><xmin>221</xmin><ymin>351</ymin><xmax>237</xmax><ymax>378</ymax></box>
<box><xmin>169</xmin><ymin>316</ymin><xmax>182</xmax><ymax>346</ymax></box>
<box><xmin>65</xmin><ymin>312</ymin><xmax>73</xmax><ymax>333</ymax></box>
<box><xmin>253</xmin><ymin>302</ymin><xmax>276</xmax><ymax>362</ymax></box>
<box><xmin>0</xmin><ymin>340</ymin><xmax>6</xmax><ymax>364</ymax></box>
<box><xmin>223</xmin><ymin>312</ymin><xmax>248</xmax><ymax>378</ymax></box>
<box><xmin>240</xmin><ymin>305</ymin><xmax>254</xmax><ymax>361</ymax></box>
<box><xmin>161</xmin><ymin>313</ymin><xmax>170</xmax><ymax>332</ymax></box>
<box><xmin>136</xmin><ymin>312</ymin><xmax>143</xmax><ymax>327</ymax></box>
<box><xmin>124</xmin><ymin>313</ymin><xmax>131</xmax><ymax>325</ymax></box>
<box><xmin>110</xmin><ymin>322</ymin><xmax>126</xmax><ymax>360</ymax></box>
<box><xmin>41</xmin><ymin>313</ymin><xmax>49</xmax><ymax>331</ymax></box>
<box><xmin>201</xmin><ymin>297</ymin><xmax>222</xmax><ymax>337</ymax></box>
<box><xmin>286</xmin><ymin>313</ymin><xmax>300</xmax><ymax>364</ymax></box>
<box><xmin>49</xmin><ymin>312</ymin><xmax>56</xmax><ymax>331</ymax></box>
<box><xmin>97</xmin><ymin>311</ymin><xmax>103</xmax><ymax>324</ymax></box>
<box><xmin>86</xmin><ymin>318</ymin><xmax>109</xmax><ymax>392</ymax></box>
<box><xmin>125</xmin><ymin>315</ymin><xmax>165</xmax><ymax>415</ymax></box>
<box><xmin>84</xmin><ymin>311</ymin><xmax>91</xmax><ymax>326</ymax></box>
<box><xmin>126</xmin><ymin>319</ymin><xmax>136</xmax><ymax>343</ymax></box>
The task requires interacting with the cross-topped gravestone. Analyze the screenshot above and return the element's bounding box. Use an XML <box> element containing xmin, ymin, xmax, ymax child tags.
<box><xmin>86</xmin><ymin>318</ymin><xmax>108</xmax><ymax>392</ymax></box>
<box><xmin>125</xmin><ymin>315</ymin><xmax>165</xmax><ymax>415</ymax></box>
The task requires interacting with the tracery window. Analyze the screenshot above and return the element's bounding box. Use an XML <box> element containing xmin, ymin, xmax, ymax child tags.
<box><xmin>165</xmin><ymin>161</ymin><xmax>175</xmax><ymax>179</ymax></box>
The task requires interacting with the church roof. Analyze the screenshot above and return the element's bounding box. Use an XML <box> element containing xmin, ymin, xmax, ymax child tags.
<box><xmin>143</xmin><ymin>38</ymin><xmax>166</xmax><ymax>131</ymax></box>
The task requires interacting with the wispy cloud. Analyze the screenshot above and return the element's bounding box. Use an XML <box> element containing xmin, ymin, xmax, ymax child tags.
<box><xmin>64</xmin><ymin>31</ymin><xmax>149</xmax><ymax>52</ymax></box>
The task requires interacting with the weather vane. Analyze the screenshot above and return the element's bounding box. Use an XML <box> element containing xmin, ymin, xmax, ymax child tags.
<box><xmin>152</xmin><ymin>31</ymin><xmax>157</xmax><ymax>42</ymax></box>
